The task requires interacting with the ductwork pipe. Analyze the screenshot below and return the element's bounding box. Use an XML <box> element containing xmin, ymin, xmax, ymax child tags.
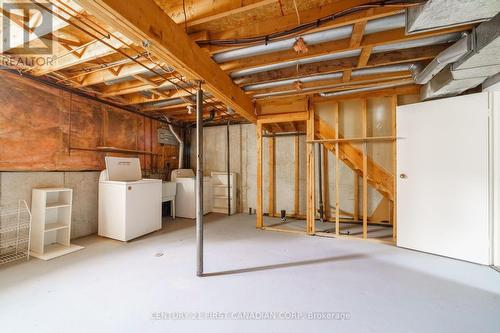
<box><xmin>411</xmin><ymin>33</ymin><xmax>470</xmax><ymax>84</ymax></box>
<box><xmin>319</xmin><ymin>80</ymin><xmax>414</xmax><ymax>98</ymax></box>
<box><xmin>166</xmin><ymin>118</ymin><xmax>184</xmax><ymax>169</ymax></box>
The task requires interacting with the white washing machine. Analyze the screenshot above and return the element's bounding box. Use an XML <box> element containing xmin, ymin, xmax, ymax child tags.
<box><xmin>172</xmin><ymin>169</ymin><xmax>212</xmax><ymax>219</ymax></box>
<box><xmin>98</xmin><ymin>157</ymin><xmax>162</xmax><ymax>241</ymax></box>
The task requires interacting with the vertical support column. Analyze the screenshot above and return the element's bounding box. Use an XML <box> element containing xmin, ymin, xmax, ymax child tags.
<box><xmin>322</xmin><ymin>145</ymin><xmax>329</xmax><ymax>221</ymax></box>
<box><xmin>317</xmin><ymin>143</ymin><xmax>323</xmax><ymax>222</ymax></box>
<box><xmin>362</xmin><ymin>98</ymin><xmax>368</xmax><ymax>239</ymax></box>
<box><xmin>195</xmin><ymin>84</ymin><xmax>204</xmax><ymax>277</ymax></box>
<box><xmin>227</xmin><ymin>121</ymin><xmax>231</xmax><ymax>216</ymax></box>
<box><xmin>268</xmin><ymin>136</ymin><xmax>275</xmax><ymax>217</ymax></box>
<box><xmin>294</xmin><ymin>135</ymin><xmax>300</xmax><ymax>216</ymax></box>
<box><xmin>335</xmin><ymin>102</ymin><xmax>340</xmax><ymax>236</ymax></box>
<box><xmin>353</xmin><ymin>175</ymin><xmax>359</xmax><ymax>221</ymax></box>
<box><xmin>256</xmin><ymin>122</ymin><xmax>263</xmax><ymax>228</ymax></box>
<box><xmin>306</xmin><ymin>104</ymin><xmax>316</xmax><ymax>235</ymax></box>
<box><xmin>391</xmin><ymin>95</ymin><xmax>397</xmax><ymax>241</ymax></box>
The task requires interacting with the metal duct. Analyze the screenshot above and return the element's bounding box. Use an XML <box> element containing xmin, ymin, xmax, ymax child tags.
<box><xmin>406</xmin><ymin>0</ymin><xmax>500</xmax><ymax>34</ymax></box>
<box><xmin>166</xmin><ymin>118</ymin><xmax>184</xmax><ymax>169</ymax></box>
<box><xmin>246</xmin><ymin>63</ymin><xmax>413</xmax><ymax>92</ymax></box>
<box><xmin>412</xmin><ymin>33</ymin><xmax>471</xmax><ymax>84</ymax></box>
<box><xmin>421</xmin><ymin>12</ymin><xmax>500</xmax><ymax>100</ymax></box>
<box><xmin>319</xmin><ymin>80</ymin><xmax>414</xmax><ymax>97</ymax></box>
<box><xmin>216</xmin><ymin>13</ymin><xmax>405</xmax><ymax>64</ymax></box>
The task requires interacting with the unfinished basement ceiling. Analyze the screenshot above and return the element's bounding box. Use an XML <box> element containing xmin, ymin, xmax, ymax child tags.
<box><xmin>0</xmin><ymin>0</ymin><xmax>497</xmax><ymax>124</ymax></box>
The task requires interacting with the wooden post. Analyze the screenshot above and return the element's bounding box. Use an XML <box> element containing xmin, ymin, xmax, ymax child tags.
<box><xmin>353</xmin><ymin>175</ymin><xmax>359</xmax><ymax>221</ymax></box>
<box><xmin>322</xmin><ymin>145</ymin><xmax>329</xmax><ymax>220</ymax></box>
<box><xmin>294</xmin><ymin>135</ymin><xmax>300</xmax><ymax>216</ymax></box>
<box><xmin>362</xmin><ymin>98</ymin><xmax>368</xmax><ymax>239</ymax></box>
<box><xmin>269</xmin><ymin>136</ymin><xmax>275</xmax><ymax>217</ymax></box>
<box><xmin>335</xmin><ymin>102</ymin><xmax>340</xmax><ymax>236</ymax></box>
<box><xmin>306</xmin><ymin>103</ymin><xmax>316</xmax><ymax>235</ymax></box>
<box><xmin>256</xmin><ymin>123</ymin><xmax>263</xmax><ymax>228</ymax></box>
<box><xmin>391</xmin><ymin>95</ymin><xmax>397</xmax><ymax>241</ymax></box>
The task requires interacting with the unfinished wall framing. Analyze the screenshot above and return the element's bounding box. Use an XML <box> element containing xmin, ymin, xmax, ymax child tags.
<box><xmin>255</xmin><ymin>90</ymin><xmax>406</xmax><ymax>244</ymax></box>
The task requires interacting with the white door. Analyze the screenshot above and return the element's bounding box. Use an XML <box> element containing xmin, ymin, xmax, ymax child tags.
<box><xmin>397</xmin><ymin>93</ymin><xmax>491</xmax><ymax>265</ymax></box>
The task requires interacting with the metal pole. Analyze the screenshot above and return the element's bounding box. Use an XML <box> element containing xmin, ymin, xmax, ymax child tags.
<box><xmin>227</xmin><ymin>121</ymin><xmax>231</xmax><ymax>216</ymax></box>
<box><xmin>196</xmin><ymin>83</ymin><xmax>204</xmax><ymax>277</ymax></box>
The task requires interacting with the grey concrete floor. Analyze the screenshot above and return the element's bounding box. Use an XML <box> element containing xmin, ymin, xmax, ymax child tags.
<box><xmin>1</xmin><ymin>213</ymin><xmax>499</xmax><ymax>333</ymax></box>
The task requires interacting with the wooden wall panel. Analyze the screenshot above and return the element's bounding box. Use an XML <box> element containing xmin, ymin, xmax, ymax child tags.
<box><xmin>0</xmin><ymin>71</ymin><xmax>179</xmax><ymax>173</ymax></box>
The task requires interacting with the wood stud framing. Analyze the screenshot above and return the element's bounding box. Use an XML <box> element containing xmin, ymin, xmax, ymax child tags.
<box><xmin>362</xmin><ymin>99</ymin><xmax>368</xmax><ymax>239</ymax></box>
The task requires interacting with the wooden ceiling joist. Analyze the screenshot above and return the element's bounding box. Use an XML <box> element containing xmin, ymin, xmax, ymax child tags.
<box><xmin>185</xmin><ymin>0</ymin><xmax>278</xmax><ymax>27</ymax></box>
<box><xmin>77</xmin><ymin>61</ymin><xmax>163</xmax><ymax>87</ymax></box>
<box><xmin>250</xmin><ymin>71</ymin><xmax>413</xmax><ymax>97</ymax></box>
<box><xmin>204</xmin><ymin>1</ymin><xmax>403</xmax><ymax>54</ymax></box>
<box><xmin>74</xmin><ymin>0</ymin><xmax>256</xmax><ymax>122</ymax></box>
<box><xmin>235</xmin><ymin>43</ymin><xmax>450</xmax><ymax>87</ymax></box>
<box><xmin>123</xmin><ymin>88</ymin><xmax>195</xmax><ymax>105</ymax></box>
<box><xmin>32</xmin><ymin>33</ymin><xmax>130</xmax><ymax>76</ymax></box>
<box><xmin>220</xmin><ymin>25</ymin><xmax>471</xmax><ymax>73</ymax></box>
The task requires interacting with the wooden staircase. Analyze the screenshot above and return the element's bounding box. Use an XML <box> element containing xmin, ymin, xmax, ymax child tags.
<box><xmin>315</xmin><ymin>116</ymin><xmax>394</xmax><ymax>201</ymax></box>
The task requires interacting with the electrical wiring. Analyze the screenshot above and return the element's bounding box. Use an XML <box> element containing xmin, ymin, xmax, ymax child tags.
<box><xmin>196</xmin><ymin>0</ymin><xmax>426</xmax><ymax>46</ymax></box>
<box><xmin>30</xmin><ymin>0</ymin><xmax>234</xmax><ymax>120</ymax></box>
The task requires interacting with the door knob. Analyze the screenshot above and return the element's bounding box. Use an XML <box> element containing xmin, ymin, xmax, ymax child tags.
<box><xmin>399</xmin><ymin>173</ymin><xmax>408</xmax><ymax>179</ymax></box>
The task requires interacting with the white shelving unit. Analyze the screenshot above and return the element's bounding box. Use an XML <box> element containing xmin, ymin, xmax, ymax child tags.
<box><xmin>211</xmin><ymin>172</ymin><xmax>236</xmax><ymax>214</ymax></box>
<box><xmin>30</xmin><ymin>188</ymin><xmax>83</xmax><ymax>260</ymax></box>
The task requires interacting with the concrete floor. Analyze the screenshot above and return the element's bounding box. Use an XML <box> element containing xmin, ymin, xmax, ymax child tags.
<box><xmin>1</xmin><ymin>213</ymin><xmax>499</xmax><ymax>333</ymax></box>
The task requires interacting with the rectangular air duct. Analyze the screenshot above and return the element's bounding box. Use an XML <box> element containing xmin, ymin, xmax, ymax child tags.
<box><xmin>421</xmin><ymin>12</ymin><xmax>500</xmax><ymax>100</ymax></box>
<box><xmin>406</xmin><ymin>0</ymin><xmax>500</xmax><ymax>34</ymax></box>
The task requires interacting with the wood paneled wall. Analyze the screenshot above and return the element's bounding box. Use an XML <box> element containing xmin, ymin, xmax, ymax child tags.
<box><xmin>0</xmin><ymin>71</ymin><xmax>179</xmax><ymax>174</ymax></box>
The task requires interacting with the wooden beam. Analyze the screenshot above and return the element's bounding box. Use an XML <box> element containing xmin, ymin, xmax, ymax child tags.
<box><xmin>257</xmin><ymin>111</ymin><xmax>309</xmax><ymax>124</ymax></box>
<box><xmin>256</xmin><ymin>122</ymin><xmax>263</xmax><ymax>228</ymax></box>
<box><xmin>342</xmin><ymin>69</ymin><xmax>352</xmax><ymax>83</ymax></box>
<box><xmin>221</xmin><ymin>25</ymin><xmax>469</xmax><ymax>73</ymax></box>
<box><xmin>206</xmin><ymin>2</ymin><xmax>403</xmax><ymax>54</ymax></box>
<box><xmin>269</xmin><ymin>137</ymin><xmax>275</xmax><ymax>217</ymax></box>
<box><xmin>322</xmin><ymin>145</ymin><xmax>330</xmax><ymax>221</ymax></box>
<box><xmin>354</xmin><ymin>173</ymin><xmax>359</xmax><ymax>221</ymax></box>
<box><xmin>313</xmin><ymin>84</ymin><xmax>419</xmax><ymax>102</ymax></box>
<box><xmin>358</xmin><ymin>46</ymin><xmax>372</xmax><ymax>68</ymax></box>
<box><xmin>32</xmin><ymin>33</ymin><xmax>130</xmax><ymax>76</ymax></box>
<box><xmin>362</xmin><ymin>98</ymin><xmax>368</xmax><ymax>239</ymax></box>
<box><xmin>306</xmin><ymin>102</ymin><xmax>315</xmax><ymax>235</ymax></box>
<box><xmin>350</xmin><ymin>21</ymin><xmax>367</xmax><ymax>48</ymax></box>
<box><xmin>186</xmin><ymin>0</ymin><xmax>277</xmax><ymax>27</ymax></box>
<box><xmin>78</xmin><ymin>61</ymin><xmax>162</xmax><ymax>87</ymax></box>
<box><xmin>123</xmin><ymin>88</ymin><xmax>195</xmax><ymax>105</ymax></box>
<box><xmin>334</xmin><ymin>102</ymin><xmax>340</xmax><ymax>236</ymax></box>
<box><xmin>250</xmin><ymin>71</ymin><xmax>412</xmax><ymax>97</ymax></box>
<box><xmin>235</xmin><ymin>43</ymin><xmax>450</xmax><ymax>86</ymax></box>
<box><xmin>75</xmin><ymin>0</ymin><xmax>256</xmax><ymax>122</ymax></box>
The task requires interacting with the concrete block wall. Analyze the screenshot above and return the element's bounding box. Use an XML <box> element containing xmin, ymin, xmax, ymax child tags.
<box><xmin>0</xmin><ymin>171</ymin><xmax>99</xmax><ymax>239</ymax></box>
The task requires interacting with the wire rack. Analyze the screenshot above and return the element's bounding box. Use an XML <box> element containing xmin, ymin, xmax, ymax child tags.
<box><xmin>0</xmin><ymin>201</ymin><xmax>32</xmax><ymax>265</ymax></box>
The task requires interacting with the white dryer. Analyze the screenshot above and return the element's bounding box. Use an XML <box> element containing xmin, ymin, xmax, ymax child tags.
<box><xmin>98</xmin><ymin>157</ymin><xmax>162</xmax><ymax>241</ymax></box>
<box><xmin>172</xmin><ymin>169</ymin><xmax>212</xmax><ymax>219</ymax></box>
